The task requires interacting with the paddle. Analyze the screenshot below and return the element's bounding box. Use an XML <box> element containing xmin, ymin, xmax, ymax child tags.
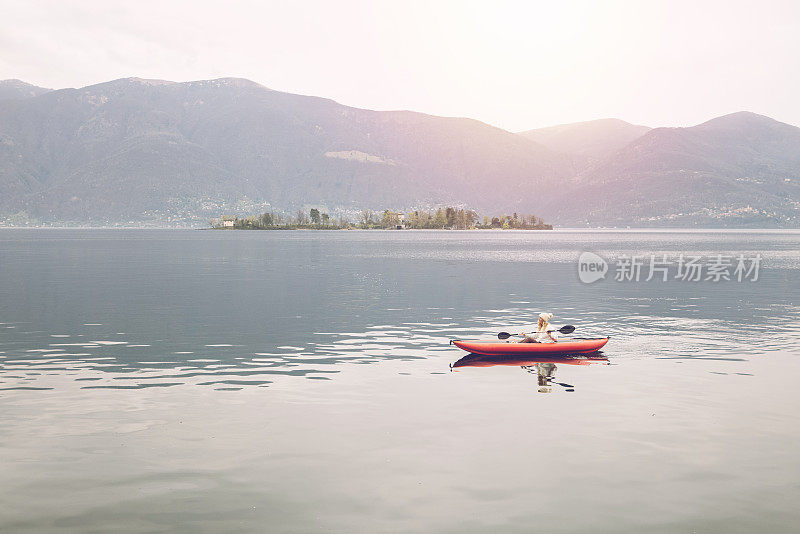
<box><xmin>497</xmin><ymin>325</ymin><xmax>575</xmax><ymax>340</ymax></box>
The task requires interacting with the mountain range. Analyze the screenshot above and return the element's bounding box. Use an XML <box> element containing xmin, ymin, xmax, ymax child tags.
<box><xmin>0</xmin><ymin>80</ymin><xmax>52</xmax><ymax>101</ymax></box>
<box><xmin>0</xmin><ymin>77</ymin><xmax>798</xmax><ymax>227</ymax></box>
<box><xmin>520</xmin><ymin>118</ymin><xmax>651</xmax><ymax>161</ymax></box>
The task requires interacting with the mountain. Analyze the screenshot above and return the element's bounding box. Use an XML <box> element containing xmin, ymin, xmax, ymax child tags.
<box><xmin>519</xmin><ymin>118</ymin><xmax>651</xmax><ymax>160</ymax></box>
<box><xmin>0</xmin><ymin>77</ymin><xmax>568</xmax><ymax>225</ymax></box>
<box><xmin>0</xmin><ymin>80</ymin><xmax>51</xmax><ymax>100</ymax></box>
<box><xmin>0</xmin><ymin>78</ymin><xmax>798</xmax><ymax>227</ymax></box>
<box><xmin>543</xmin><ymin>112</ymin><xmax>800</xmax><ymax>226</ymax></box>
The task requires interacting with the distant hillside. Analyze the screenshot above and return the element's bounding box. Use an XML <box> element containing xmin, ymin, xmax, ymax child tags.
<box><xmin>519</xmin><ymin>118</ymin><xmax>651</xmax><ymax>160</ymax></box>
<box><xmin>543</xmin><ymin>112</ymin><xmax>800</xmax><ymax>226</ymax></box>
<box><xmin>0</xmin><ymin>80</ymin><xmax>51</xmax><ymax>100</ymax></box>
<box><xmin>0</xmin><ymin>78</ymin><xmax>798</xmax><ymax>227</ymax></box>
<box><xmin>0</xmin><ymin>77</ymin><xmax>567</xmax><ymax>225</ymax></box>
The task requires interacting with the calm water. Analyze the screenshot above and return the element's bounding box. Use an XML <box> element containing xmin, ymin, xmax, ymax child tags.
<box><xmin>1</xmin><ymin>229</ymin><xmax>799</xmax><ymax>533</ymax></box>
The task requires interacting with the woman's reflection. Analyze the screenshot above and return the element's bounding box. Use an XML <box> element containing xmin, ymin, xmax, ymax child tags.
<box><xmin>452</xmin><ymin>353</ymin><xmax>608</xmax><ymax>393</ymax></box>
<box><xmin>523</xmin><ymin>361</ymin><xmax>559</xmax><ymax>393</ymax></box>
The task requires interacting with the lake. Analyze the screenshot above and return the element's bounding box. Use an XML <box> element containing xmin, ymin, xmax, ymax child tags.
<box><xmin>1</xmin><ymin>228</ymin><xmax>799</xmax><ymax>533</ymax></box>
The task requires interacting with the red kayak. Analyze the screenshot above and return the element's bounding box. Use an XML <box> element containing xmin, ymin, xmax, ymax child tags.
<box><xmin>451</xmin><ymin>338</ymin><xmax>609</xmax><ymax>356</ymax></box>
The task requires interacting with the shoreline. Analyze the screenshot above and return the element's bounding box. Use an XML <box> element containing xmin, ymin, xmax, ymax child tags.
<box><xmin>2</xmin><ymin>226</ymin><xmax>800</xmax><ymax>232</ymax></box>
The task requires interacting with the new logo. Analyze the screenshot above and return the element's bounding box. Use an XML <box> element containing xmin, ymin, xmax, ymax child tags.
<box><xmin>578</xmin><ymin>252</ymin><xmax>608</xmax><ymax>283</ymax></box>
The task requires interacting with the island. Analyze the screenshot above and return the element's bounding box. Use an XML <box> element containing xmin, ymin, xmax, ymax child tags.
<box><xmin>210</xmin><ymin>208</ymin><xmax>553</xmax><ymax>230</ymax></box>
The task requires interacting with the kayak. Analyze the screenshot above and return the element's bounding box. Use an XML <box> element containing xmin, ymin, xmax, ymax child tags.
<box><xmin>452</xmin><ymin>338</ymin><xmax>608</xmax><ymax>356</ymax></box>
<box><xmin>451</xmin><ymin>338</ymin><xmax>609</xmax><ymax>356</ymax></box>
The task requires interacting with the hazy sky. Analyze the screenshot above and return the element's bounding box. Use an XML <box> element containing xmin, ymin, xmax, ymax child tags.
<box><xmin>2</xmin><ymin>0</ymin><xmax>799</xmax><ymax>131</ymax></box>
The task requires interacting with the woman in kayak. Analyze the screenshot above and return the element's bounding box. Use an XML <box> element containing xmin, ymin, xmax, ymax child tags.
<box><xmin>518</xmin><ymin>312</ymin><xmax>559</xmax><ymax>343</ymax></box>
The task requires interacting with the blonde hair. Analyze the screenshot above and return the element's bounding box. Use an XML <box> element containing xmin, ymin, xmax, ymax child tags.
<box><xmin>537</xmin><ymin>312</ymin><xmax>553</xmax><ymax>332</ymax></box>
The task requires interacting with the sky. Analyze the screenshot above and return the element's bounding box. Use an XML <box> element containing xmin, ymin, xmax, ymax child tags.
<box><xmin>2</xmin><ymin>0</ymin><xmax>799</xmax><ymax>131</ymax></box>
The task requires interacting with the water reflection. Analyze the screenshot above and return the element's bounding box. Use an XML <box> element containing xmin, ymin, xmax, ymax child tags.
<box><xmin>1</xmin><ymin>229</ymin><xmax>799</xmax><ymax>533</ymax></box>
<box><xmin>451</xmin><ymin>352</ymin><xmax>609</xmax><ymax>392</ymax></box>
<box><xmin>0</xmin><ymin>229</ymin><xmax>799</xmax><ymax>392</ymax></box>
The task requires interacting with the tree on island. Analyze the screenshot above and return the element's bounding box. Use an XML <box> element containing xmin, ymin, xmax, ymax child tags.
<box><xmin>381</xmin><ymin>210</ymin><xmax>401</xmax><ymax>228</ymax></box>
<box><xmin>360</xmin><ymin>210</ymin><xmax>375</xmax><ymax>228</ymax></box>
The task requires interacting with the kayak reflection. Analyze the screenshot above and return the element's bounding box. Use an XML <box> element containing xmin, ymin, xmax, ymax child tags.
<box><xmin>451</xmin><ymin>353</ymin><xmax>609</xmax><ymax>393</ymax></box>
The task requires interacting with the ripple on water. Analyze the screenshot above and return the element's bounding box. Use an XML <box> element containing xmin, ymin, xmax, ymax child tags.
<box><xmin>1</xmin><ymin>236</ymin><xmax>799</xmax><ymax>392</ymax></box>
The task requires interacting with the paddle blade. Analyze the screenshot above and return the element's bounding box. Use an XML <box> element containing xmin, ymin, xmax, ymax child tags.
<box><xmin>559</xmin><ymin>325</ymin><xmax>576</xmax><ymax>334</ymax></box>
<box><xmin>497</xmin><ymin>332</ymin><xmax>512</xmax><ymax>340</ymax></box>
